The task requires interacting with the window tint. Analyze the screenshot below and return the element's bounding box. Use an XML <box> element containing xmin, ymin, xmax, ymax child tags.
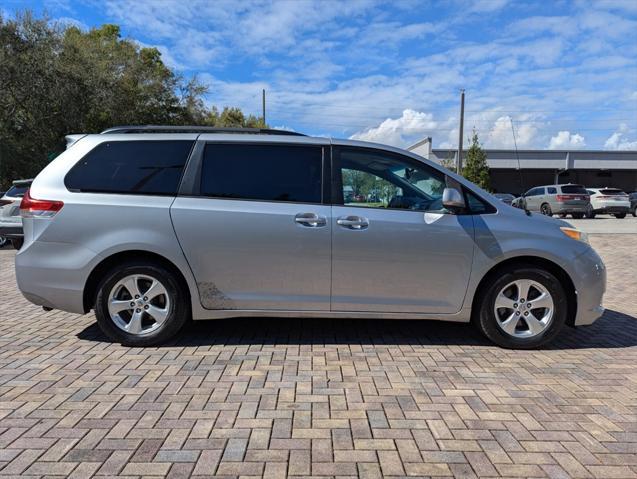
<box><xmin>200</xmin><ymin>143</ymin><xmax>322</xmax><ymax>203</ymax></box>
<box><xmin>65</xmin><ymin>141</ymin><xmax>193</xmax><ymax>195</ymax></box>
<box><xmin>466</xmin><ymin>191</ymin><xmax>493</xmax><ymax>214</ymax></box>
<box><xmin>599</xmin><ymin>188</ymin><xmax>625</xmax><ymax>195</ymax></box>
<box><xmin>561</xmin><ymin>185</ymin><xmax>587</xmax><ymax>194</ymax></box>
<box><xmin>339</xmin><ymin>148</ymin><xmax>446</xmax><ymax>212</ymax></box>
<box><xmin>547</xmin><ymin>187</ymin><xmax>557</xmax><ymax>194</ymax></box>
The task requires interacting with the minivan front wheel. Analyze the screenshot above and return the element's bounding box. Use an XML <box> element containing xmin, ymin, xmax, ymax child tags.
<box><xmin>476</xmin><ymin>265</ymin><xmax>567</xmax><ymax>349</ymax></box>
<box><xmin>94</xmin><ymin>262</ymin><xmax>189</xmax><ymax>346</ymax></box>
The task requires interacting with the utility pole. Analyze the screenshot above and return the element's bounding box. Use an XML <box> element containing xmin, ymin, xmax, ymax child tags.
<box><xmin>457</xmin><ymin>89</ymin><xmax>465</xmax><ymax>173</ymax></box>
<box><xmin>262</xmin><ymin>89</ymin><xmax>266</xmax><ymax>126</ymax></box>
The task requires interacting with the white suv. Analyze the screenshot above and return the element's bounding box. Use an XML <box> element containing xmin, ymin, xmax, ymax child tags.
<box><xmin>585</xmin><ymin>188</ymin><xmax>630</xmax><ymax>219</ymax></box>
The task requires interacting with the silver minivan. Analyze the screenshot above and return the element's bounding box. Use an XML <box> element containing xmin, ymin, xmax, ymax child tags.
<box><xmin>521</xmin><ymin>184</ymin><xmax>590</xmax><ymax>218</ymax></box>
<box><xmin>15</xmin><ymin>127</ymin><xmax>606</xmax><ymax>349</ymax></box>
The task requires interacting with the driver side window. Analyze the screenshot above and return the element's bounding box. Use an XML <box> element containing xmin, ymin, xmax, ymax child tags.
<box><xmin>339</xmin><ymin>147</ymin><xmax>447</xmax><ymax>212</ymax></box>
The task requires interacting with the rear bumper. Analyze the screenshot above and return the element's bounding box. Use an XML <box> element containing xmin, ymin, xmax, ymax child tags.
<box><xmin>0</xmin><ymin>222</ymin><xmax>23</xmax><ymax>238</ymax></box>
<box><xmin>554</xmin><ymin>206</ymin><xmax>588</xmax><ymax>214</ymax></box>
<box><xmin>15</xmin><ymin>240</ymin><xmax>98</xmax><ymax>314</ymax></box>
<box><xmin>592</xmin><ymin>206</ymin><xmax>629</xmax><ymax>214</ymax></box>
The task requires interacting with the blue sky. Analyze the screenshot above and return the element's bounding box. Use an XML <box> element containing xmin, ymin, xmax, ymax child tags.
<box><xmin>5</xmin><ymin>0</ymin><xmax>637</xmax><ymax>149</ymax></box>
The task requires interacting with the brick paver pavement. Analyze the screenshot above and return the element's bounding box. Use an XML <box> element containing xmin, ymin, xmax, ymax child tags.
<box><xmin>0</xmin><ymin>234</ymin><xmax>635</xmax><ymax>478</ymax></box>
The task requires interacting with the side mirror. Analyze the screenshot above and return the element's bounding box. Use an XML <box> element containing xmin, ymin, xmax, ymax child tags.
<box><xmin>442</xmin><ymin>187</ymin><xmax>465</xmax><ymax>211</ymax></box>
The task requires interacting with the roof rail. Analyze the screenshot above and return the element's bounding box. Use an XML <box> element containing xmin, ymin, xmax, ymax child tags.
<box><xmin>101</xmin><ymin>125</ymin><xmax>305</xmax><ymax>136</ymax></box>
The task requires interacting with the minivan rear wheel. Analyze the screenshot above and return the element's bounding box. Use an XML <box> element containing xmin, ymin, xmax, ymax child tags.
<box><xmin>94</xmin><ymin>262</ymin><xmax>189</xmax><ymax>346</ymax></box>
<box><xmin>540</xmin><ymin>203</ymin><xmax>552</xmax><ymax>216</ymax></box>
<box><xmin>475</xmin><ymin>264</ymin><xmax>567</xmax><ymax>349</ymax></box>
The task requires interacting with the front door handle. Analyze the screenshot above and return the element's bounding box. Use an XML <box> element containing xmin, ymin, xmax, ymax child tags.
<box><xmin>295</xmin><ymin>213</ymin><xmax>327</xmax><ymax>227</ymax></box>
<box><xmin>337</xmin><ymin>215</ymin><xmax>369</xmax><ymax>230</ymax></box>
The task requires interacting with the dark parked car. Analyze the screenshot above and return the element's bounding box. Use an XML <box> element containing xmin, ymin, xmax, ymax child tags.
<box><xmin>494</xmin><ymin>193</ymin><xmax>516</xmax><ymax>205</ymax></box>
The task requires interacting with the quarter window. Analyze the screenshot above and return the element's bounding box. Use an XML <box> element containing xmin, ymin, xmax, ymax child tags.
<box><xmin>338</xmin><ymin>148</ymin><xmax>447</xmax><ymax>212</ymax></box>
<box><xmin>65</xmin><ymin>141</ymin><xmax>194</xmax><ymax>195</ymax></box>
<box><xmin>200</xmin><ymin>144</ymin><xmax>322</xmax><ymax>203</ymax></box>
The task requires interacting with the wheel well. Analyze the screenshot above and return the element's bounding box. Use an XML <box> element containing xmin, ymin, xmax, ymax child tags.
<box><xmin>83</xmin><ymin>250</ymin><xmax>191</xmax><ymax>313</ymax></box>
<box><xmin>471</xmin><ymin>256</ymin><xmax>577</xmax><ymax>327</ymax></box>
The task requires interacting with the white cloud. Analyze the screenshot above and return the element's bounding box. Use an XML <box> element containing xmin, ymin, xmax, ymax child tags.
<box><xmin>54</xmin><ymin>17</ymin><xmax>88</xmax><ymax>30</ymax></box>
<box><xmin>548</xmin><ymin>131</ymin><xmax>586</xmax><ymax>149</ymax></box>
<box><xmin>350</xmin><ymin>109</ymin><xmax>441</xmax><ymax>147</ymax></box>
<box><xmin>483</xmin><ymin>116</ymin><xmax>539</xmax><ymax>149</ymax></box>
<box><xmin>78</xmin><ymin>0</ymin><xmax>637</xmax><ymax>149</ymax></box>
<box><xmin>467</xmin><ymin>0</ymin><xmax>509</xmax><ymax>13</ymax></box>
<box><xmin>604</xmin><ymin>124</ymin><xmax>637</xmax><ymax>150</ymax></box>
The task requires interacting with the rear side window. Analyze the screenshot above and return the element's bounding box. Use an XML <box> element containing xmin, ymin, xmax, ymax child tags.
<box><xmin>5</xmin><ymin>185</ymin><xmax>28</xmax><ymax>198</ymax></box>
<box><xmin>65</xmin><ymin>141</ymin><xmax>194</xmax><ymax>195</ymax></box>
<box><xmin>561</xmin><ymin>185</ymin><xmax>587</xmax><ymax>194</ymax></box>
<box><xmin>547</xmin><ymin>187</ymin><xmax>557</xmax><ymax>194</ymax></box>
<box><xmin>200</xmin><ymin>143</ymin><xmax>322</xmax><ymax>203</ymax></box>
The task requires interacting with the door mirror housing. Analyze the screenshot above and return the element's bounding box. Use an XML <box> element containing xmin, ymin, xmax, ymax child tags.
<box><xmin>442</xmin><ymin>187</ymin><xmax>465</xmax><ymax>211</ymax></box>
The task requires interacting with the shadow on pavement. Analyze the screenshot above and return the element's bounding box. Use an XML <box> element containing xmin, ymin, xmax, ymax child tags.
<box><xmin>77</xmin><ymin>308</ymin><xmax>637</xmax><ymax>350</ymax></box>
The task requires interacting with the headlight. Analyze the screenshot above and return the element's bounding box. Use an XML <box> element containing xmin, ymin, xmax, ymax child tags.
<box><xmin>560</xmin><ymin>227</ymin><xmax>589</xmax><ymax>244</ymax></box>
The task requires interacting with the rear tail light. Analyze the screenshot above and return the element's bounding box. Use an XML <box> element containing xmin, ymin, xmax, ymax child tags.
<box><xmin>20</xmin><ymin>189</ymin><xmax>64</xmax><ymax>218</ymax></box>
<box><xmin>556</xmin><ymin>194</ymin><xmax>588</xmax><ymax>202</ymax></box>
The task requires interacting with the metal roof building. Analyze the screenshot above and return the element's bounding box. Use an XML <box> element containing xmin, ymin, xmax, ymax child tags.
<box><xmin>408</xmin><ymin>137</ymin><xmax>637</xmax><ymax>194</ymax></box>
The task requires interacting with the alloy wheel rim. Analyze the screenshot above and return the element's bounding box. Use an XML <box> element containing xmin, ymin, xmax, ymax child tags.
<box><xmin>107</xmin><ymin>274</ymin><xmax>170</xmax><ymax>336</ymax></box>
<box><xmin>493</xmin><ymin>279</ymin><xmax>554</xmax><ymax>339</ymax></box>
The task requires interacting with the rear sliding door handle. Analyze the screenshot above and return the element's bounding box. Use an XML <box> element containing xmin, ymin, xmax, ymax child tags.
<box><xmin>337</xmin><ymin>215</ymin><xmax>369</xmax><ymax>230</ymax></box>
<box><xmin>295</xmin><ymin>213</ymin><xmax>327</xmax><ymax>227</ymax></box>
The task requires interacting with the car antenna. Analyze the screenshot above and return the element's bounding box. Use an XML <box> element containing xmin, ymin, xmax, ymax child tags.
<box><xmin>510</xmin><ymin>117</ymin><xmax>530</xmax><ymax>216</ymax></box>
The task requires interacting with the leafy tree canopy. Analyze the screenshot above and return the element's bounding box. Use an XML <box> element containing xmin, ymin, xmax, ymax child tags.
<box><xmin>0</xmin><ymin>11</ymin><xmax>265</xmax><ymax>188</ymax></box>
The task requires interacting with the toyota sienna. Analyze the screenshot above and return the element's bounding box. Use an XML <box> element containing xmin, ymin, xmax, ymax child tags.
<box><xmin>15</xmin><ymin>126</ymin><xmax>606</xmax><ymax>349</ymax></box>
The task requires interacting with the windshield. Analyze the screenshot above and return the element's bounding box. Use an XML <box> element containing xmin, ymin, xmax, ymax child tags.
<box><xmin>561</xmin><ymin>185</ymin><xmax>587</xmax><ymax>194</ymax></box>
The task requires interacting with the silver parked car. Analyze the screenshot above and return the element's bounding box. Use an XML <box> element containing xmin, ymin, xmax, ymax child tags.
<box><xmin>0</xmin><ymin>179</ymin><xmax>32</xmax><ymax>249</ymax></box>
<box><xmin>15</xmin><ymin>126</ymin><xmax>606</xmax><ymax>349</ymax></box>
<box><xmin>520</xmin><ymin>184</ymin><xmax>590</xmax><ymax>218</ymax></box>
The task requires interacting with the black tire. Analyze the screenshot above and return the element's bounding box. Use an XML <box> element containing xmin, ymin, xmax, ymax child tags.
<box><xmin>0</xmin><ymin>236</ymin><xmax>7</xmax><ymax>248</ymax></box>
<box><xmin>10</xmin><ymin>238</ymin><xmax>23</xmax><ymax>250</ymax></box>
<box><xmin>585</xmin><ymin>205</ymin><xmax>596</xmax><ymax>219</ymax></box>
<box><xmin>540</xmin><ymin>203</ymin><xmax>552</xmax><ymax>216</ymax></box>
<box><xmin>475</xmin><ymin>264</ymin><xmax>567</xmax><ymax>349</ymax></box>
<box><xmin>614</xmin><ymin>213</ymin><xmax>626</xmax><ymax>219</ymax></box>
<box><xmin>632</xmin><ymin>206</ymin><xmax>636</xmax><ymax>217</ymax></box>
<box><xmin>94</xmin><ymin>261</ymin><xmax>190</xmax><ymax>346</ymax></box>
<box><xmin>572</xmin><ymin>213</ymin><xmax>584</xmax><ymax>219</ymax></box>
<box><xmin>559</xmin><ymin>213</ymin><xmax>567</xmax><ymax>218</ymax></box>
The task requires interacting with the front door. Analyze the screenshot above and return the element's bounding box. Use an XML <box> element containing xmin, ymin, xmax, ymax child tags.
<box><xmin>330</xmin><ymin>146</ymin><xmax>475</xmax><ymax>314</ymax></box>
<box><xmin>171</xmin><ymin>141</ymin><xmax>331</xmax><ymax>311</ymax></box>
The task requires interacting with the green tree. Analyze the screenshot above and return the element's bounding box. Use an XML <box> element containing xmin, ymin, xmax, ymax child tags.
<box><xmin>439</xmin><ymin>151</ymin><xmax>458</xmax><ymax>174</ymax></box>
<box><xmin>0</xmin><ymin>11</ymin><xmax>266</xmax><ymax>188</ymax></box>
<box><xmin>462</xmin><ymin>131</ymin><xmax>491</xmax><ymax>191</ymax></box>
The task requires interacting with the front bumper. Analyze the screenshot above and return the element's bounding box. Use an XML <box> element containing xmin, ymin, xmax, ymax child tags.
<box><xmin>570</xmin><ymin>246</ymin><xmax>606</xmax><ymax>326</ymax></box>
